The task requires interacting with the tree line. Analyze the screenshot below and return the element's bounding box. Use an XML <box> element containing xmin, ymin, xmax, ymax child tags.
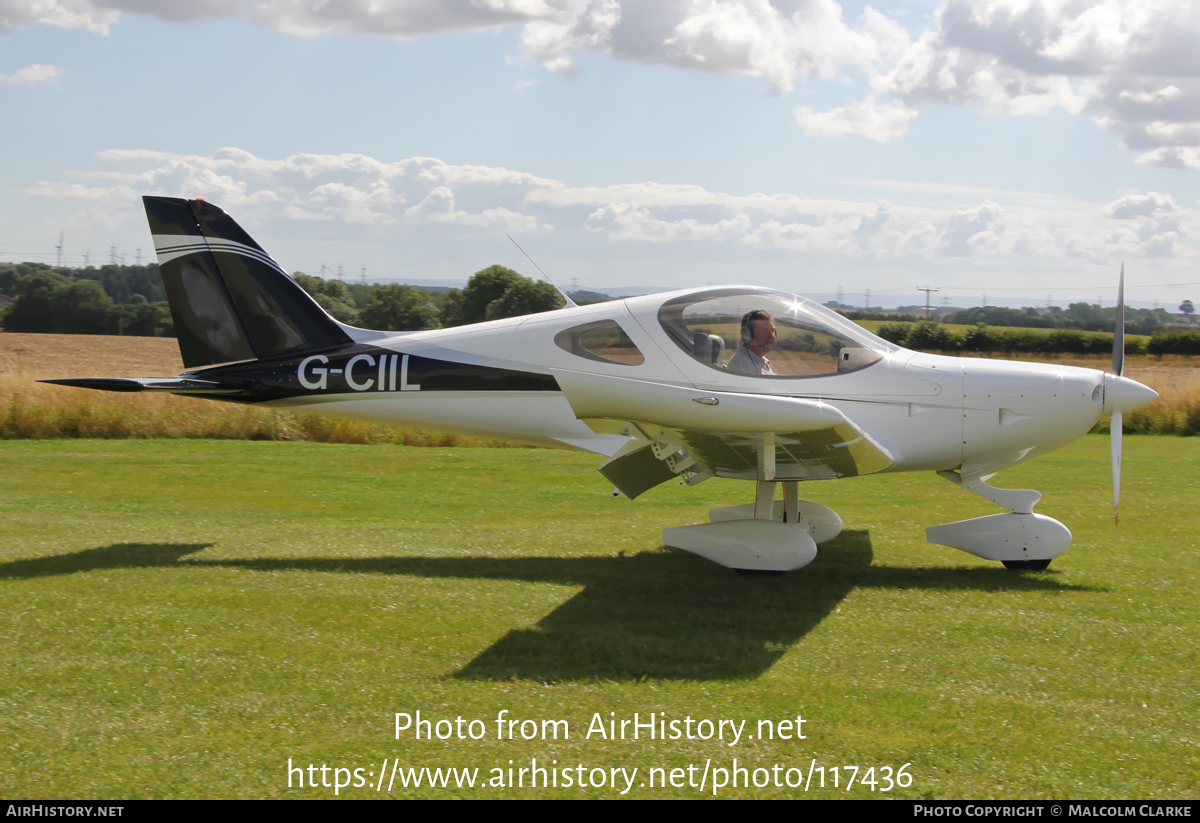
<box><xmin>939</xmin><ymin>303</ymin><xmax>1178</xmax><ymax>336</ymax></box>
<box><xmin>5</xmin><ymin>260</ymin><xmax>1193</xmax><ymax>355</ymax></box>
<box><xmin>0</xmin><ymin>262</ymin><xmax>563</xmax><ymax>337</ymax></box>
<box><xmin>295</xmin><ymin>264</ymin><xmax>563</xmax><ymax>330</ymax></box>
<box><xmin>831</xmin><ymin>302</ymin><xmax>1190</xmax><ymax>335</ymax></box>
<box><xmin>0</xmin><ymin>263</ymin><xmax>174</xmax><ymax>336</ymax></box>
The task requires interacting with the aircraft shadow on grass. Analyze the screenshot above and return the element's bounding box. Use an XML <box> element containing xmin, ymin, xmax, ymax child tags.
<box><xmin>1</xmin><ymin>534</ymin><xmax>1102</xmax><ymax>682</ymax></box>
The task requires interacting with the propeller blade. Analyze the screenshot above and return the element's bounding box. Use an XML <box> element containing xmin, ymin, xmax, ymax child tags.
<box><xmin>1113</xmin><ymin>262</ymin><xmax>1125</xmax><ymax>378</ymax></box>
<box><xmin>1111</xmin><ymin>409</ymin><xmax>1122</xmax><ymax>527</ymax></box>
<box><xmin>1110</xmin><ymin>263</ymin><xmax>1125</xmax><ymax>527</ymax></box>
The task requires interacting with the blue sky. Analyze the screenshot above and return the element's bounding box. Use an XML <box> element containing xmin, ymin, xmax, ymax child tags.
<box><xmin>3</xmin><ymin>0</ymin><xmax>1200</xmax><ymax>309</ymax></box>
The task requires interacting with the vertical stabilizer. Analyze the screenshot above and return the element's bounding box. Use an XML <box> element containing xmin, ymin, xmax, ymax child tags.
<box><xmin>144</xmin><ymin>196</ymin><xmax>352</xmax><ymax>368</ymax></box>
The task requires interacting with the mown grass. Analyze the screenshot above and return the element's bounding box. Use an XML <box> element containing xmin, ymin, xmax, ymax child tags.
<box><xmin>1</xmin><ymin>438</ymin><xmax>1195</xmax><ymax>799</ymax></box>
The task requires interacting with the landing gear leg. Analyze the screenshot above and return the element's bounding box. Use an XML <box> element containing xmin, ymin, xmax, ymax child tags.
<box><xmin>783</xmin><ymin>480</ymin><xmax>799</xmax><ymax>525</ymax></box>
<box><xmin>735</xmin><ymin>480</ymin><xmax>790</xmax><ymax>576</ymax></box>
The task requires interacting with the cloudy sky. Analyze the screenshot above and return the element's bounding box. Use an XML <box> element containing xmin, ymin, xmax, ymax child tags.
<box><xmin>3</xmin><ymin>0</ymin><xmax>1200</xmax><ymax>308</ymax></box>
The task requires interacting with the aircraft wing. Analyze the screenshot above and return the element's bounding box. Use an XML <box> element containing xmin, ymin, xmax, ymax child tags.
<box><xmin>552</xmin><ymin>370</ymin><xmax>893</xmax><ymax>498</ymax></box>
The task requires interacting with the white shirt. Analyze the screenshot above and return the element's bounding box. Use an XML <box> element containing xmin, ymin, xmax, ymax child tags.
<box><xmin>727</xmin><ymin>345</ymin><xmax>776</xmax><ymax>375</ymax></box>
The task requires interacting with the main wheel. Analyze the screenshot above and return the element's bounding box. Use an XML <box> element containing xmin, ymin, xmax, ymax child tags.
<box><xmin>1002</xmin><ymin>559</ymin><xmax>1052</xmax><ymax>570</ymax></box>
<box><xmin>735</xmin><ymin>568</ymin><xmax>785</xmax><ymax>577</ymax></box>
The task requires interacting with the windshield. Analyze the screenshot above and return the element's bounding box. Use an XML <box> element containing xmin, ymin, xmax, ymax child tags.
<box><xmin>657</xmin><ymin>288</ymin><xmax>895</xmax><ymax>377</ymax></box>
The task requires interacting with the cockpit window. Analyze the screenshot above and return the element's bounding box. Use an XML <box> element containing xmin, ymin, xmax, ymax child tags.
<box><xmin>554</xmin><ymin>319</ymin><xmax>645</xmax><ymax>366</ymax></box>
<box><xmin>658</xmin><ymin>288</ymin><xmax>894</xmax><ymax>377</ymax></box>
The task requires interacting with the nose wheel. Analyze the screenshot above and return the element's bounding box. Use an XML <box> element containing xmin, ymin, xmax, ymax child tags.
<box><xmin>929</xmin><ymin>472</ymin><xmax>1070</xmax><ymax>570</ymax></box>
<box><xmin>1001</xmin><ymin>559</ymin><xmax>1052</xmax><ymax>571</ymax></box>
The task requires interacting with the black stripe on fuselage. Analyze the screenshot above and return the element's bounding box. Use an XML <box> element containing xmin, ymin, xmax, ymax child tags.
<box><xmin>185</xmin><ymin>344</ymin><xmax>560</xmax><ymax>403</ymax></box>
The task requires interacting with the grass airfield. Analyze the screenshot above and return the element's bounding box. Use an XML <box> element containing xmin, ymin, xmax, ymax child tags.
<box><xmin>1</xmin><ymin>436</ymin><xmax>1196</xmax><ymax>799</ymax></box>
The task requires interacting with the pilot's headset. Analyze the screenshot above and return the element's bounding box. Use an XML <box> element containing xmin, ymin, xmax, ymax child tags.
<box><xmin>741</xmin><ymin>311</ymin><xmax>768</xmax><ymax>345</ymax></box>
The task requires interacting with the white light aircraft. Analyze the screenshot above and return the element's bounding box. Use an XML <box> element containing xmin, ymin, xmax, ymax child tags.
<box><xmin>47</xmin><ymin>197</ymin><xmax>1159</xmax><ymax>575</ymax></box>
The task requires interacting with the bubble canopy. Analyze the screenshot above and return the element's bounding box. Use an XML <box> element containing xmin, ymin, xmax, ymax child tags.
<box><xmin>657</xmin><ymin>288</ymin><xmax>897</xmax><ymax>378</ymax></box>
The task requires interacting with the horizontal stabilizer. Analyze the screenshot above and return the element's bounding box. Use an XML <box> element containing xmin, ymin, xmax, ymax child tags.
<box><xmin>40</xmin><ymin>377</ymin><xmax>243</xmax><ymax>394</ymax></box>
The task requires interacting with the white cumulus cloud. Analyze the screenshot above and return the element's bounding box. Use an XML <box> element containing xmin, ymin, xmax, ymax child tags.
<box><xmin>7</xmin><ymin>0</ymin><xmax>904</xmax><ymax>94</ymax></box>
<box><xmin>793</xmin><ymin>96</ymin><xmax>916</xmax><ymax>142</ymax></box>
<box><xmin>0</xmin><ymin>0</ymin><xmax>115</xmax><ymax>33</ymax></box>
<box><xmin>0</xmin><ymin>63</ymin><xmax>62</xmax><ymax>84</ymax></box>
<box><xmin>21</xmin><ymin>148</ymin><xmax>1200</xmax><ymax>279</ymax></box>
<box><xmin>871</xmin><ymin>0</ymin><xmax>1200</xmax><ymax>163</ymax></box>
<box><xmin>32</xmin><ymin>147</ymin><xmax>553</xmax><ymax>233</ymax></box>
<box><xmin>12</xmin><ymin>0</ymin><xmax>1200</xmax><ymax>165</ymax></box>
<box><xmin>520</xmin><ymin>0</ymin><xmax>905</xmax><ymax>92</ymax></box>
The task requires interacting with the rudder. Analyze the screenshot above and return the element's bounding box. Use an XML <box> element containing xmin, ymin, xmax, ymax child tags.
<box><xmin>144</xmin><ymin>196</ymin><xmax>352</xmax><ymax>368</ymax></box>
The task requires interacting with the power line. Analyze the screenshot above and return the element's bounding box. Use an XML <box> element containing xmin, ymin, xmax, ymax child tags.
<box><xmin>916</xmin><ymin>287</ymin><xmax>939</xmax><ymax>319</ymax></box>
<box><xmin>873</xmin><ymin>281</ymin><xmax>1200</xmax><ymax>293</ymax></box>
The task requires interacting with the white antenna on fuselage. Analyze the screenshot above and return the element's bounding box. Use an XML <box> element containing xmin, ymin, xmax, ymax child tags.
<box><xmin>507</xmin><ymin>235</ymin><xmax>578</xmax><ymax>309</ymax></box>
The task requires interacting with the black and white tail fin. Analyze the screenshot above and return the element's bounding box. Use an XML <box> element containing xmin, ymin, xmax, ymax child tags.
<box><xmin>144</xmin><ymin>196</ymin><xmax>367</xmax><ymax>369</ymax></box>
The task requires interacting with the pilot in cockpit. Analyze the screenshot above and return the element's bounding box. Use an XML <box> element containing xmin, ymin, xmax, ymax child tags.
<box><xmin>727</xmin><ymin>309</ymin><xmax>777</xmax><ymax>375</ymax></box>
